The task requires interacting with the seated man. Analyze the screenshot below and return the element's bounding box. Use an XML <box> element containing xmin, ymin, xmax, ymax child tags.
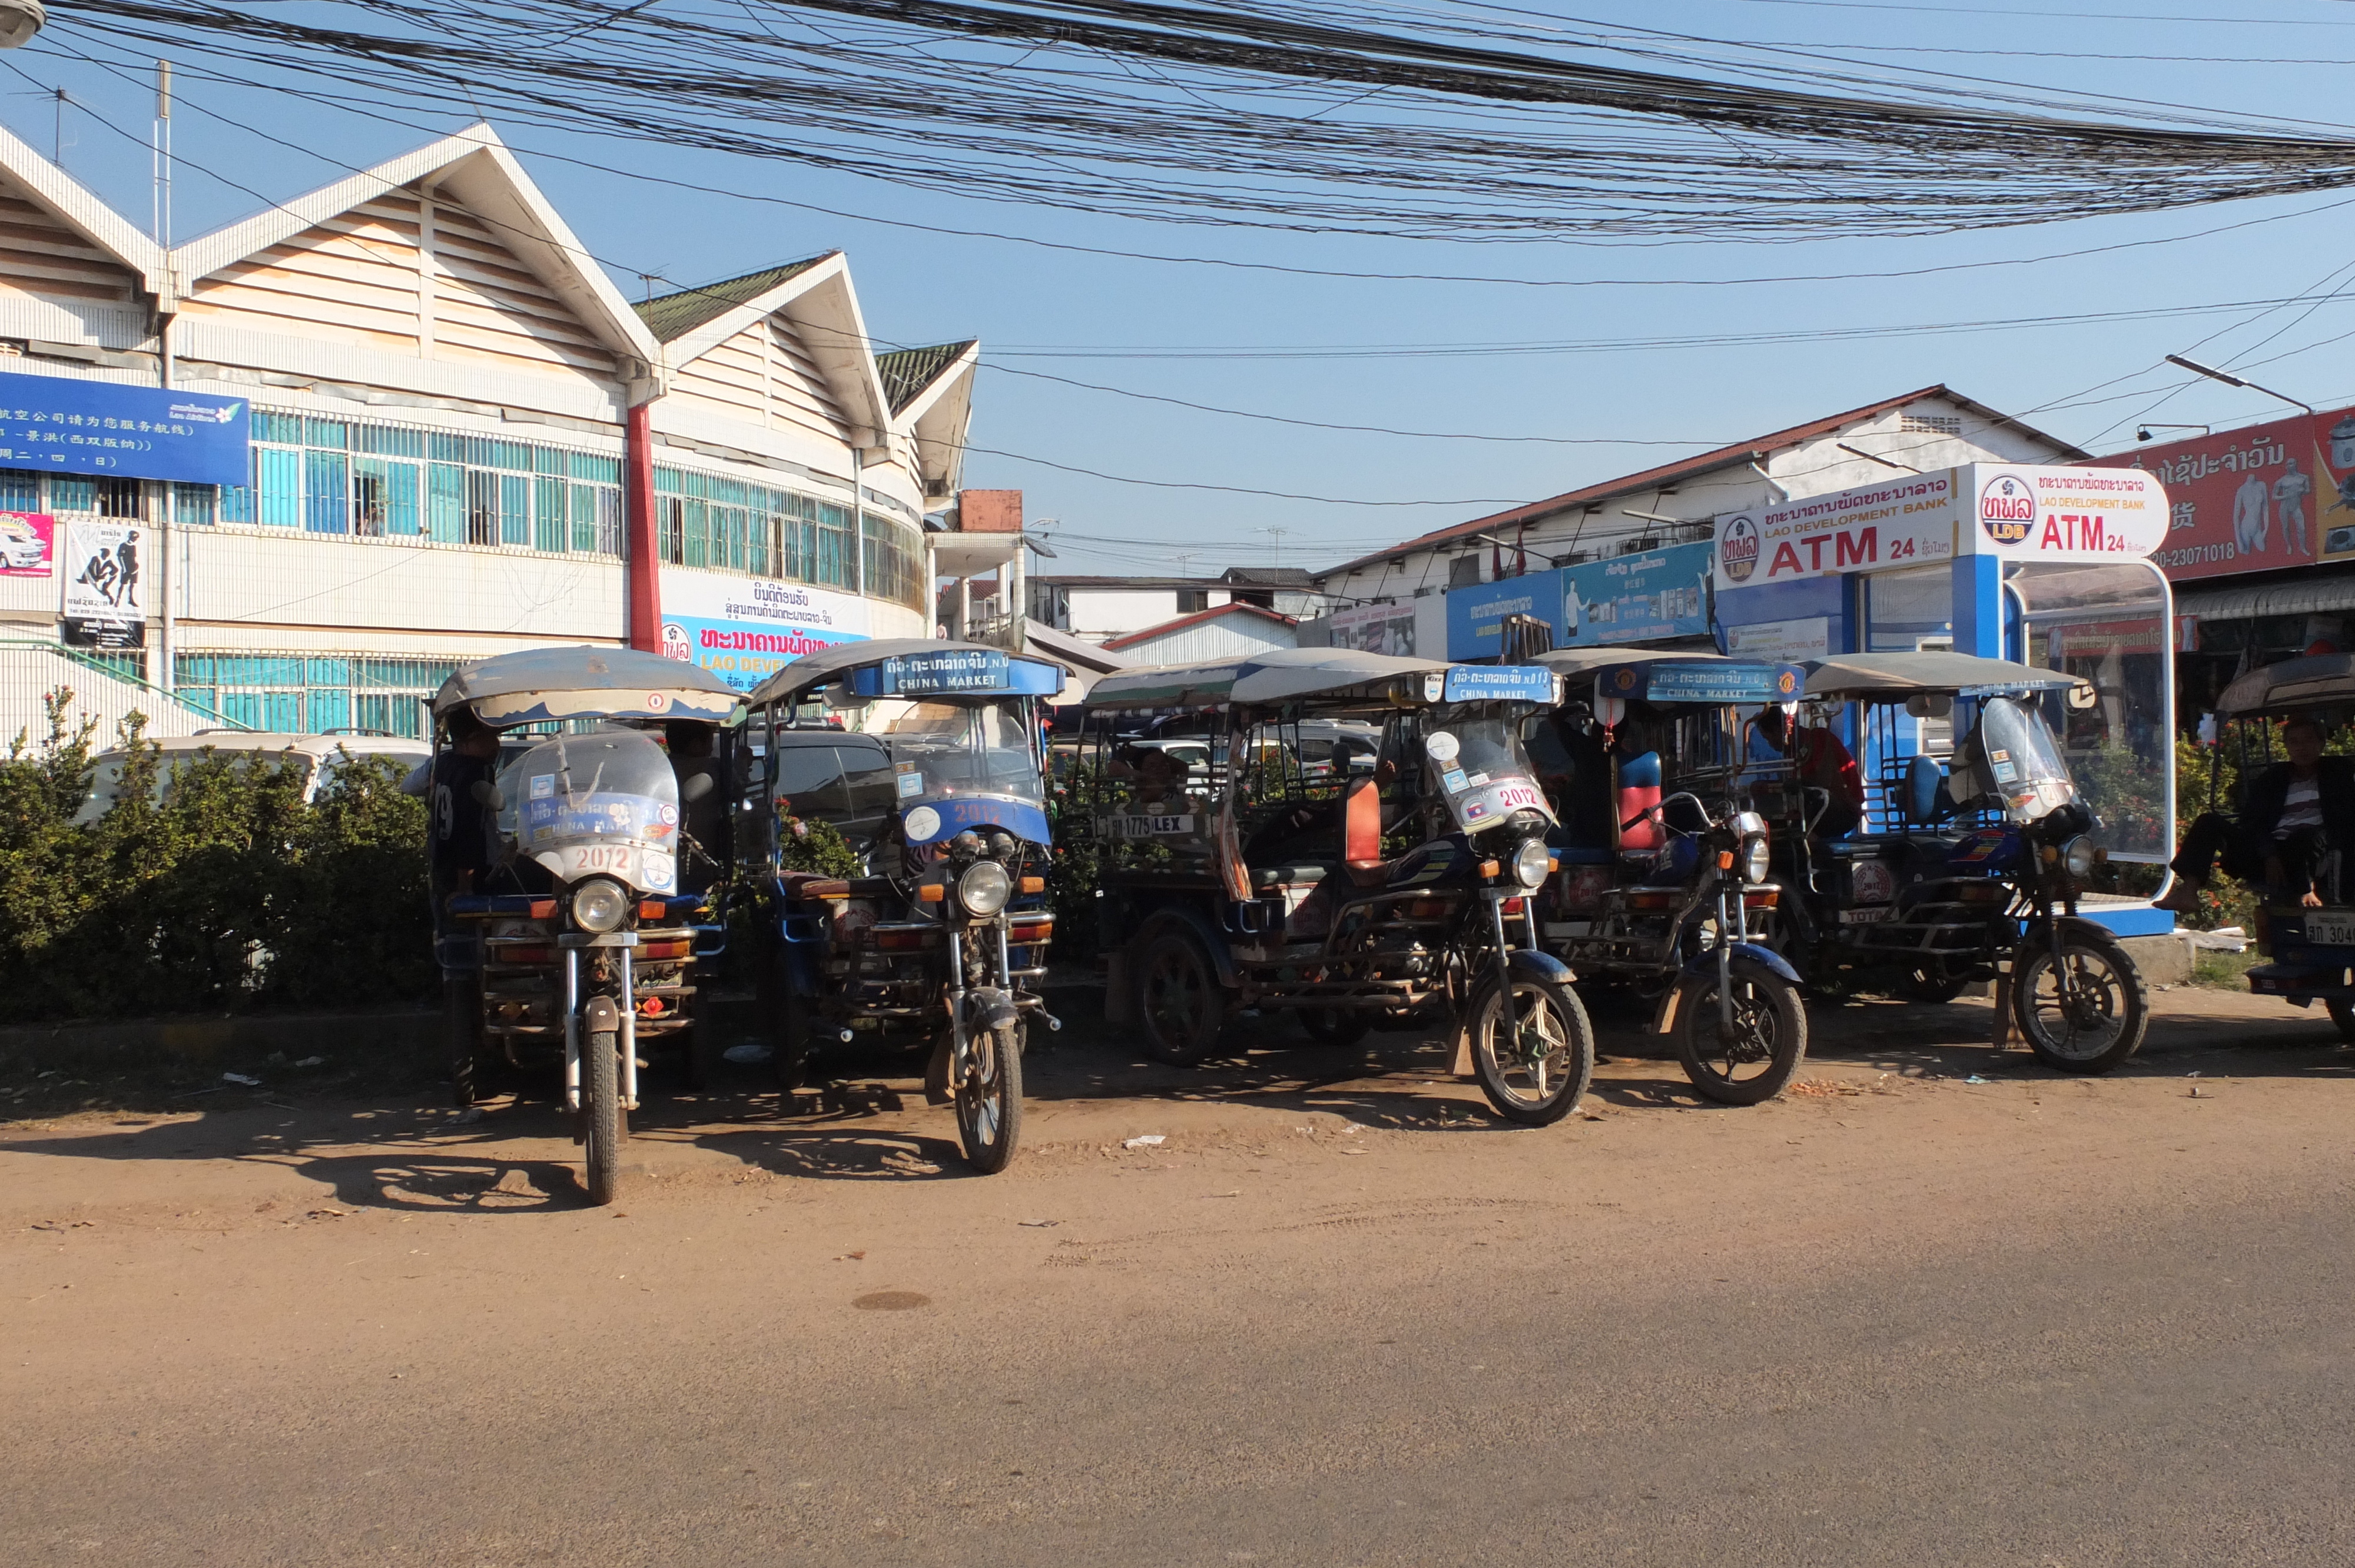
<box><xmin>2158</xmin><ymin>715</ymin><xmax>2355</xmax><ymax>912</ymax></box>
<box><xmin>1752</xmin><ymin>705</ymin><xmax>1865</xmax><ymax>840</ymax></box>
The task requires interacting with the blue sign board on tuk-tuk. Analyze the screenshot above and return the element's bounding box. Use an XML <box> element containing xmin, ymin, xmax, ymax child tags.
<box><xmin>1597</xmin><ymin>659</ymin><xmax>1803</xmax><ymax>706</ymax></box>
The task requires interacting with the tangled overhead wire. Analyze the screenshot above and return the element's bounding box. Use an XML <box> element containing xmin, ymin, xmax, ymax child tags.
<box><xmin>47</xmin><ymin>0</ymin><xmax>2355</xmax><ymax>242</ymax></box>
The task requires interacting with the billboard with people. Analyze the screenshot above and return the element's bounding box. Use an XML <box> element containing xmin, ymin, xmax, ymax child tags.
<box><xmin>2094</xmin><ymin>410</ymin><xmax>2355</xmax><ymax>582</ymax></box>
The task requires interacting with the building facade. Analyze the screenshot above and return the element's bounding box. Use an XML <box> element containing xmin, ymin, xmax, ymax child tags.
<box><xmin>0</xmin><ymin>122</ymin><xmax>971</xmax><ymax>738</ymax></box>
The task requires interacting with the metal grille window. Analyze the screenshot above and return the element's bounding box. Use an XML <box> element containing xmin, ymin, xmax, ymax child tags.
<box><xmin>220</xmin><ymin>410</ymin><xmax>621</xmax><ymax>557</ymax></box>
<box><xmin>175</xmin><ymin>652</ymin><xmax>455</xmax><ymax>738</ymax></box>
<box><xmin>653</xmin><ymin>466</ymin><xmax>906</xmax><ymax>600</ymax></box>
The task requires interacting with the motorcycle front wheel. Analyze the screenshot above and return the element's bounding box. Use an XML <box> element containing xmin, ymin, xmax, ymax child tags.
<box><xmin>581</xmin><ymin>1023</ymin><xmax>625</xmax><ymax>1205</ymax></box>
<box><xmin>1674</xmin><ymin>958</ymin><xmax>1809</xmax><ymax>1105</ymax></box>
<box><xmin>1465</xmin><ymin>971</ymin><xmax>1594</xmax><ymax>1126</ymax></box>
<box><xmin>2012</xmin><ymin>933</ymin><xmax>2147</xmax><ymax>1074</ymax></box>
<box><xmin>955</xmin><ymin>1020</ymin><xmax>1024</xmax><ymax>1175</ymax></box>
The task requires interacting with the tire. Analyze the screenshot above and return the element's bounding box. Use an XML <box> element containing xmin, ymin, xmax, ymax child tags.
<box><xmin>2330</xmin><ymin>998</ymin><xmax>2355</xmax><ymax>1045</ymax></box>
<box><xmin>1675</xmin><ymin>958</ymin><xmax>1809</xmax><ymax>1106</ymax></box>
<box><xmin>2012</xmin><ymin>933</ymin><xmax>2147</xmax><ymax>1074</ymax></box>
<box><xmin>955</xmin><ymin>1021</ymin><xmax>1024</xmax><ymax>1175</ymax></box>
<box><xmin>1136</xmin><ymin>929</ymin><xmax>1226</xmax><ymax>1066</ymax></box>
<box><xmin>582</xmin><ymin>1026</ymin><xmax>625</xmax><ymax>1205</ymax></box>
<box><xmin>1900</xmin><ymin>968</ymin><xmax>1966</xmax><ymax>1005</ymax></box>
<box><xmin>1300</xmin><ymin>1007</ymin><xmax>1372</xmax><ymax>1048</ymax></box>
<box><xmin>445</xmin><ymin>972</ymin><xmax>483</xmax><ymax>1108</ymax></box>
<box><xmin>1465</xmin><ymin>970</ymin><xmax>1594</xmax><ymax>1126</ymax></box>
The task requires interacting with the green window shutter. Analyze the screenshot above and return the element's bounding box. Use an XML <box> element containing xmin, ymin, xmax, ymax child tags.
<box><xmin>427</xmin><ymin>463</ymin><xmax>466</xmax><ymax>542</ymax></box>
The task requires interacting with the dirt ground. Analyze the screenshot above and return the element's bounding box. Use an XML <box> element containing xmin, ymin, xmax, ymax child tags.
<box><xmin>6</xmin><ymin>982</ymin><xmax>2354</xmax><ymax>1564</ymax></box>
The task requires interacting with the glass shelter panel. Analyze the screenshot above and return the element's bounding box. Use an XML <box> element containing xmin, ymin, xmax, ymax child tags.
<box><xmin>2008</xmin><ymin>559</ymin><xmax>2174</xmax><ymax>862</ymax></box>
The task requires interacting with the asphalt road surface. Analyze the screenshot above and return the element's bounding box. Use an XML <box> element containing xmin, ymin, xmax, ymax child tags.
<box><xmin>6</xmin><ymin>986</ymin><xmax>2355</xmax><ymax>1565</ymax></box>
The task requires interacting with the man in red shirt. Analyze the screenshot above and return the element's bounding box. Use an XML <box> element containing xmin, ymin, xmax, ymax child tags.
<box><xmin>1756</xmin><ymin>706</ymin><xmax>1865</xmax><ymax>839</ymax></box>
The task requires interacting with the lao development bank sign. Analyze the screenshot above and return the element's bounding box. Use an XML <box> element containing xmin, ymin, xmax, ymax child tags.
<box><xmin>1714</xmin><ymin>466</ymin><xmax>2167</xmax><ymax>592</ymax></box>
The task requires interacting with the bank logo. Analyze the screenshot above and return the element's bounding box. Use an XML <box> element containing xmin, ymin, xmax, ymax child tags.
<box><xmin>1719</xmin><ymin>513</ymin><xmax>1760</xmax><ymax>582</ymax></box>
<box><xmin>661</xmin><ymin>620</ymin><xmax>692</xmax><ymax>663</ymax></box>
<box><xmin>1978</xmin><ymin>473</ymin><xmax>2036</xmax><ymax>546</ymax></box>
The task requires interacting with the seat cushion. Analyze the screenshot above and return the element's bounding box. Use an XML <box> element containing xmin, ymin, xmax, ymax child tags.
<box><xmin>1250</xmin><ymin>862</ymin><xmax>1334</xmax><ymax>891</ymax></box>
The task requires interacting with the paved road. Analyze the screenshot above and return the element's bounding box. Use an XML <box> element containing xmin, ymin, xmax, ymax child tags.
<box><xmin>6</xmin><ymin>987</ymin><xmax>2355</xmax><ymax>1565</ymax></box>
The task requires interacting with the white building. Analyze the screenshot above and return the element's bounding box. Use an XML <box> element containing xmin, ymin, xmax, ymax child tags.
<box><xmin>0</xmin><ymin>122</ymin><xmax>970</xmax><ymax>738</ymax></box>
<box><xmin>1029</xmin><ymin>566</ymin><xmax>1319</xmax><ymax>645</ymax></box>
<box><xmin>1311</xmin><ymin>387</ymin><xmax>2083</xmax><ymax>657</ymax></box>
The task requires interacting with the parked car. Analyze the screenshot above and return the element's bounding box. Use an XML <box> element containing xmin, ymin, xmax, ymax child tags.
<box><xmin>72</xmin><ymin>731</ymin><xmax>432</xmax><ymax>825</ymax></box>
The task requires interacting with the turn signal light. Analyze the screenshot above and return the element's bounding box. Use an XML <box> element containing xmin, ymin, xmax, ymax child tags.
<box><xmin>1501</xmin><ymin>896</ymin><xmax>1525</xmax><ymax>915</ymax></box>
<box><xmin>1628</xmin><ymin>889</ymin><xmax>1679</xmax><ymax>911</ymax></box>
<box><xmin>1020</xmin><ymin>876</ymin><xmax>1046</xmax><ymax>894</ymax></box>
<box><xmin>1742</xmin><ymin>889</ymin><xmax>1780</xmax><ymax>909</ymax></box>
<box><xmin>528</xmin><ymin>899</ymin><xmax>557</xmax><ymax>921</ymax></box>
<box><xmin>1717</xmin><ymin>851</ymin><xmax>1735</xmax><ymax>871</ymax></box>
<box><xmin>1957</xmin><ymin>881</ymin><xmax>2008</xmax><ymax>905</ymax></box>
<box><xmin>1478</xmin><ymin>859</ymin><xmax>1501</xmax><ymax>879</ymax></box>
<box><xmin>917</xmin><ymin>883</ymin><xmax>946</xmax><ymax>903</ymax></box>
<box><xmin>638</xmin><ymin>899</ymin><xmax>668</xmax><ymax>921</ymax></box>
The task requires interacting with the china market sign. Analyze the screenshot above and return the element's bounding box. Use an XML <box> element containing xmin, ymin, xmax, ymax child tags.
<box><xmin>2090</xmin><ymin>410</ymin><xmax>2355</xmax><ymax>582</ymax></box>
<box><xmin>0</xmin><ymin>370</ymin><xmax>248</xmax><ymax>486</ymax></box>
<box><xmin>1713</xmin><ymin>464</ymin><xmax>2167</xmax><ymax>592</ymax></box>
<box><xmin>658</xmin><ymin>570</ymin><xmax>870</xmax><ymax>693</ymax></box>
<box><xmin>1447</xmin><ymin>539</ymin><xmax>1711</xmax><ymax>659</ymax></box>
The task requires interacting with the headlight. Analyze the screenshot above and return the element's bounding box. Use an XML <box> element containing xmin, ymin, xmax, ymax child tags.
<box><xmin>2062</xmin><ymin>835</ymin><xmax>2097</xmax><ymax>879</ymax></box>
<box><xmin>571</xmin><ymin>878</ymin><xmax>629</xmax><ymax>933</ymax></box>
<box><xmin>1512</xmin><ymin>838</ymin><xmax>1553</xmax><ymax>889</ymax></box>
<box><xmin>1740</xmin><ymin>835</ymin><xmax>1771</xmax><ymax>885</ymax></box>
<box><xmin>958</xmin><ymin>859</ymin><xmax>1013</xmax><ymax>916</ymax></box>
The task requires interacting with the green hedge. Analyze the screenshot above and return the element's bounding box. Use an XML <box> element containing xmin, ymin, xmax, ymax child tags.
<box><xmin>0</xmin><ymin>690</ymin><xmax>433</xmax><ymax>1021</ymax></box>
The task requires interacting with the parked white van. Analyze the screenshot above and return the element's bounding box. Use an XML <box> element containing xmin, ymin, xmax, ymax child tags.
<box><xmin>72</xmin><ymin>732</ymin><xmax>432</xmax><ymax>825</ymax></box>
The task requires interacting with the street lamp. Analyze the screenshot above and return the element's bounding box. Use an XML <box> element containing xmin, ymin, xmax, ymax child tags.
<box><xmin>2136</xmin><ymin>423</ymin><xmax>2211</xmax><ymax>443</ymax></box>
<box><xmin>2165</xmin><ymin>354</ymin><xmax>2315</xmax><ymax>417</ymax></box>
<box><xmin>0</xmin><ymin>1</ymin><xmax>44</xmax><ymax>49</ymax></box>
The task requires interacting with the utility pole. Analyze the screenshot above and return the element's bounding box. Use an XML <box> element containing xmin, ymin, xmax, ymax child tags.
<box><xmin>154</xmin><ymin>60</ymin><xmax>174</xmax><ymax>692</ymax></box>
<box><xmin>1261</xmin><ymin>525</ymin><xmax>1289</xmax><ymax>569</ymax></box>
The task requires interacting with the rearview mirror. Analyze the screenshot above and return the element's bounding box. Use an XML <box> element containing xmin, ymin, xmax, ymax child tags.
<box><xmin>468</xmin><ymin>779</ymin><xmax>503</xmax><ymax>811</ymax></box>
<box><xmin>1905</xmin><ymin>693</ymin><xmax>1952</xmax><ymax>719</ymax></box>
<box><xmin>681</xmin><ymin>773</ymin><xmax>715</xmax><ymax>803</ymax></box>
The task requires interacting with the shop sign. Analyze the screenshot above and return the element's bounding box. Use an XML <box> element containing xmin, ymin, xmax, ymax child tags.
<box><xmin>61</xmin><ymin>520</ymin><xmax>143</xmax><ymax>646</ymax></box>
<box><xmin>2092</xmin><ymin>410</ymin><xmax>2355</xmax><ymax>582</ymax></box>
<box><xmin>1448</xmin><ymin>540</ymin><xmax>1710</xmax><ymax>659</ymax></box>
<box><xmin>658</xmin><ymin>570</ymin><xmax>869</xmax><ymax>693</ymax></box>
<box><xmin>1967</xmin><ymin>467</ymin><xmax>2167</xmax><ymax>563</ymax></box>
<box><xmin>1329</xmin><ymin>599</ymin><xmax>1416</xmax><ymax>656</ymax></box>
<box><xmin>0</xmin><ymin>370</ymin><xmax>248</xmax><ymax>486</ymax></box>
<box><xmin>1711</xmin><ymin>473</ymin><xmax>1957</xmax><ymax>590</ymax></box>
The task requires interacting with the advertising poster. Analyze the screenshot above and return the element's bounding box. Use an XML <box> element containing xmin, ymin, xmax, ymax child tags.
<box><xmin>1447</xmin><ymin>540</ymin><xmax>1712</xmax><ymax>659</ymax></box>
<box><xmin>2092</xmin><ymin>410</ymin><xmax>2355</xmax><ymax>582</ymax></box>
<box><xmin>659</xmin><ymin>569</ymin><xmax>869</xmax><ymax>693</ymax></box>
<box><xmin>61</xmin><ymin>520</ymin><xmax>142</xmax><ymax>647</ymax></box>
<box><xmin>0</xmin><ymin>509</ymin><xmax>54</xmax><ymax>576</ymax></box>
<box><xmin>1329</xmin><ymin>599</ymin><xmax>1417</xmax><ymax>656</ymax></box>
<box><xmin>0</xmin><ymin>369</ymin><xmax>248</xmax><ymax>486</ymax></box>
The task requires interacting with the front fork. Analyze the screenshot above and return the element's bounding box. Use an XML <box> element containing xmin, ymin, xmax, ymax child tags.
<box><xmin>945</xmin><ymin>919</ymin><xmax>1015</xmax><ymax>1089</ymax></box>
<box><xmin>1715</xmin><ymin>883</ymin><xmax>1738</xmax><ymax>1039</ymax></box>
<box><xmin>562</xmin><ymin>938</ymin><xmax>639</xmax><ymax>1113</ymax></box>
<box><xmin>1486</xmin><ymin>890</ymin><xmax>1522</xmax><ymax>1050</ymax></box>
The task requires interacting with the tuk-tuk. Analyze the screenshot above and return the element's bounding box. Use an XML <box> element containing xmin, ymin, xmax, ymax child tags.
<box><xmin>1529</xmin><ymin>649</ymin><xmax>1809</xmax><ymax>1105</ymax></box>
<box><xmin>741</xmin><ymin>639</ymin><xmax>1066</xmax><ymax>1175</ymax></box>
<box><xmin>429</xmin><ymin>646</ymin><xmax>744</xmax><ymax>1205</ymax></box>
<box><xmin>2208</xmin><ymin>653</ymin><xmax>2355</xmax><ymax>1038</ymax></box>
<box><xmin>1076</xmin><ymin>648</ymin><xmax>1594</xmax><ymax>1126</ymax></box>
<box><xmin>1773</xmin><ymin>650</ymin><xmax>2148</xmax><ymax>1074</ymax></box>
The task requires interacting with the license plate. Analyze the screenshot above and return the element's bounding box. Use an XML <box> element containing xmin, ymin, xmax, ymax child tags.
<box><xmin>2306</xmin><ymin>912</ymin><xmax>2355</xmax><ymax>946</ymax></box>
<box><xmin>1840</xmin><ymin>906</ymin><xmax>1893</xmax><ymax>925</ymax></box>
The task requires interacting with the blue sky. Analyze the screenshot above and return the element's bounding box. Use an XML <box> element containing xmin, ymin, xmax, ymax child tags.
<box><xmin>11</xmin><ymin>0</ymin><xmax>2355</xmax><ymax>577</ymax></box>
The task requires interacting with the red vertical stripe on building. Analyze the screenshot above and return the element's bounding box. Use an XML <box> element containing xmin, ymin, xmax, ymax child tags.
<box><xmin>625</xmin><ymin>401</ymin><xmax>661</xmax><ymax>653</ymax></box>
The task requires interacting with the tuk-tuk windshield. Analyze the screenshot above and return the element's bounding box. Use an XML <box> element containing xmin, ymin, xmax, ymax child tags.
<box><xmin>1973</xmin><ymin>697</ymin><xmax>2078</xmax><ymax>824</ymax></box>
<box><xmin>881</xmin><ymin>697</ymin><xmax>1044</xmax><ymax>806</ymax></box>
<box><xmin>502</xmin><ymin>727</ymin><xmax>682</xmax><ymax>892</ymax></box>
<box><xmin>1424</xmin><ymin>712</ymin><xmax>1555</xmax><ymax>833</ymax></box>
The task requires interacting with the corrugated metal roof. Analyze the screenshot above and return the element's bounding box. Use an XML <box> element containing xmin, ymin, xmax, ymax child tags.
<box><xmin>2176</xmin><ymin>574</ymin><xmax>2355</xmax><ymax>623</ymax></box>
<box><xmin>1318</xmin><ymin>385</ymin><xmax>2088</xmax><ymax>582</ymax></box>
<box><xmin>633</xmin><ymin>255</ymin><xmax>834</xmax><ymax>344</ymax></box>
<box><xmin>875</xmin><ymin>340</ymin><xmax>977</xmax><ymax>415</ymax></box>
<box><xmin>1102</xmin><ymin>602</ymin><xmax>1296</xmax><ymax>653</ymax></box>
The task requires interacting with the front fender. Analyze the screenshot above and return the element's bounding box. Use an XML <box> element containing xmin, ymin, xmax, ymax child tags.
<box><xmin>1133</xmin><ymin>905</ymin><xmax>1243</xmax><ymax>990</ymax></box>
<box><xmin>1652</xmin><ymin>944</ymin><xmax>1799</xmax><ymax>1033</ymax></box>
<box><xmin>1504</xmin><ymin>948</ymin><xmax>1577</xmax><ymax>988</ymax></box>
<box><xmin>965</xmin><ymin>985</ymin><xmax>1021</xmax><ymax>1033</ymax></box>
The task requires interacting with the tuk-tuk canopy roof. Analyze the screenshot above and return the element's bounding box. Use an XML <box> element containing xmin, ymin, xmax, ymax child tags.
<box><xmin>1538</xmin><ymin>648</ymin><xmax>1800</xmax><ymax>705</ymax></box>
<box><xmin>2216</xmin><ymin>652</ymin><xmax>2355</xmax><ymax>717</ymax></box>
<box><xmin>432</xmin><ymin>646</ymin><xmax>741</xmax><ymax>725</ymax></box>
<box><xmin>1085</xmin><ymin>647</ymin><xmax>1455</xmax><ymax>711</ymax></box>
<box><xmin>744</xmin><ymin>637</ymin><xmax>1065</xmax><ymax>707</ymax></box>
<box><xmin>1802</xmin><ymin>650</ymin><xmax>2091</xmax><ymax>701</ymax></box>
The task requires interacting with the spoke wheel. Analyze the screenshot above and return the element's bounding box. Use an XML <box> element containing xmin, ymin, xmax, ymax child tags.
<box><xmin>1137</xmin><ymin>930</ymin><xmax>1225</xmax><ymax>1065</ymax></box>
<box><xmin>955</xmin><ymin>1021</ymin><xmax>1024</xmax><ymax>1174</ymax></box>
<box><xmin>2012</xmin><ymin>934</ymin><xmax>2147</xmax><ymax>1074</ymax></box>
<box><xmin>581</xmin><ymin>1025</ymin><xmax>625</xmax><ymax>1205</ymax></box>
<box><xmin>1467</xmin><ymin>972</ymin><xmax>1594</xmax><ymax>1126</ymax></box>
<box><xmin>1676</xmin><ymin>959</ymin><xmax>1809</xmax><ymax>1105</ymax></box>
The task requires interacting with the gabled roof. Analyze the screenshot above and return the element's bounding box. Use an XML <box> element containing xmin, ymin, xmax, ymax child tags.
<box><xmin>0</xmin><ymin>120</ymin><xmax>167</xmax><ymax>298</ymax></box>
<box><xmin>172</xmin><ymin>124</ymin><xmax>661</xmax><ymax>371</ymax></box>
<box><xmin>634</xmin><ymin>255</ymin><xmax>832</xmax><ymax>345</ymax></box>
<box><xmin>642</xmin><ymin>251</ymin><xmax>891</xmax><ymax>440</ymax></box>
<box><xmin>877</xmin><ymin>340</ymin><xmax>977</xmax><ymax>415</ymax></box>
<box><xmin>1102</xmin><ymin>601</ymin><xmax>1298</xmax><ymax>652</ymax></box>
<box><xmin>1319</xmin><ymin>385</ymin><xmax>2088</xmax><ymax>581</ymax></box>
<box><xmin>1221</xmin><ymin>566</ymin><xmax>1314</xmax><ymax>588</ymax></box>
